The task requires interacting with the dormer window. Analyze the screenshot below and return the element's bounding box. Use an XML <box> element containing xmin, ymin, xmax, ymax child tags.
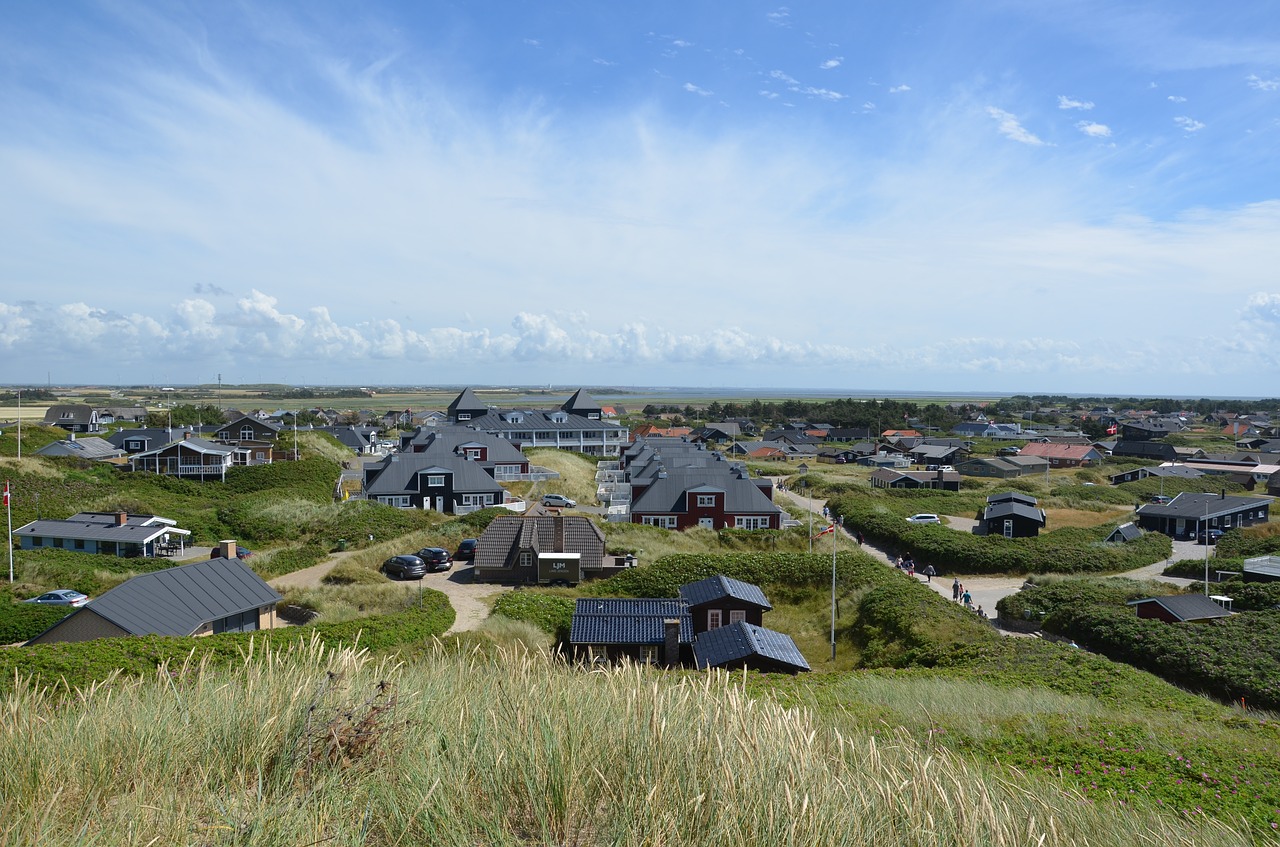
<box><xmin>458</xmin><ymin>413</ymin><xmax>471</xmax><ymax>421</ymax></box>
<box><xmin>696</xmin><ymin>495</ymin><xmax>716</xmax><ymax>507</ymax></box>
<box><xmin>426</xmin><ymin>474</ymin><xmax>445</xmax><ymax>487</ymax></box>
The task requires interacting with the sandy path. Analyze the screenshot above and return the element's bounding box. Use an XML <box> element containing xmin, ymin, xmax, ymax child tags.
<box><xmin>268</xmin><ymin>553</ymin><xmax>511</xmax><ymax>634</ymax></box>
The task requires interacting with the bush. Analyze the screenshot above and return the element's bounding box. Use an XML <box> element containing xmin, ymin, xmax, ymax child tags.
<box><xmin>490</xmin><ymin>592</ymin><xmax>575</xmax><ymax>641</ymax></box>
<box><xmin>0</xmin><ymin>601</ymin><xmax>72</xmax><ymax>644</ymax></box>
<box><xmin>995</xmin><ymin>578</ymin><xmax>1177</xmax><ymax>624</ymax></box>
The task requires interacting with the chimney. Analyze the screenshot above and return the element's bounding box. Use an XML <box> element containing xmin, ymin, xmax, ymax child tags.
<box><xmin>662</xmin><ymin>618</ymin><xmax>682</xmax><ymax>668</ymax></box>
<box><xmin>116</xmin><ymin>511</ymin><xmax>128</xmax><ymax>526</ymax></box>
<box><xmin>218</xmin><ymin>539</ymin><xmax>238</xmax><ymax>560</ymax></box>
<box><xmin>1221</xmin><ymin>489</ymin><xmax>1226</xmax><ymax>499</ymax></box>
<box><xmin>184</xmin><ymin>430</ymin><xmax>193</xmax><ymax>440</ymax></box>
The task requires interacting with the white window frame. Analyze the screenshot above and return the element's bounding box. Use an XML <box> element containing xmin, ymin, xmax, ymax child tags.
<box><xmin>642</xmin><ymin>516</ymin><xmax>677</xmax><ymax>529</ymax></box>
<box><xmin>734</xmin><ymin>516</ymin><xmax>771</xmax><ymax>530</ymax></box>
<box><xmin>696</xmin><ymin>494</ymin><xmax>716</xmax><ymax>507</ymax></box>
<box><xmin>461</xmin><ymin>494</ymin><xmax>492</xmax><ymax>506</ymax></box>
<box><xmin>707</xmin><ymin>610</ymin><xmax>722</xmax><ymax>630</ymax></box>
<box><xmin>425</xmin><ymin>474</ymin><xmax>446</xmax><ymax>487</ymax></box>
<box><xmin>465</xmin><ymin>448</ymin><xmax>482</xmax><ymax>459</ymax></box>
<box><xmin>639</xmin><ymin>646</ymin><xmax>658</xmax><ymax>665</ymax></box>
<box><xmin>729</xmin><ymin>610</ymin><xmax>746</xmax><ymax>625</ymax></box>
<box><xmin>457</xmin><ymin>413</ymin><xmax>471</xmax><ymax>421</ymax></box>
<box><xmin>379</xmin><ymin>496</ymin><xmax>410</xmax><ymax>507</ymax></box>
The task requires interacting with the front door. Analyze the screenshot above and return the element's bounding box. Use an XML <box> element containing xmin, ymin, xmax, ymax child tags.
<box><xmin>435</xmin><ymin>496</ymin><xmax>445</xmax><ymax>512</ymax></box>
<box><xmin>699</xmin><ymin>517</ymin><xmax>715</xmax><ymax>529</ymax></box>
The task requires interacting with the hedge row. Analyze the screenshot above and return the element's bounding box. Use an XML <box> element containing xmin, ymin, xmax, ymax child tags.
<box><xmin>0</xmin><ymin>589</ymin><xmax>455</xmax><ymax>695</ymax></box>
<box><xmin>1045</xmin><ymin>605</ymin><xmax>1280</xmax><ymax>711</ymax></box>
<box><xmin>490</xmin><ymin>592</ymin><xmax>575</xmax><ymax>641</ymax></box>
<box><xmin>589</xmin><ymin>551</ymin><xmax>890</xmax><ymax>598</ymax></box>
<box><xmin>829</xmin><ymin>496</ymin><xmax>1171</xmax><ymax>575</ymax></box>
<box><xmin>995</xmin><ymin>578</ymin><xmax>1179</xmax><ymax>623</ymax></box>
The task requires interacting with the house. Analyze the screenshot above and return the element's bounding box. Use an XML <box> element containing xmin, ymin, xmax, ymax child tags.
<box><xmin>816</xmin><ymin>448</ymin><xmax>860</xmax><ymax>464</ymax></box>
<box><xmin>1104</xmin><ymin>522</ymin><xmax>1143</xmax><ymax>543</ymax></box>
<box><xmin>42</xmin><ymin>405</ymin><xmax>100</xmax><ymax>433</ymax></box>
<box><xmin>214</xmin><ymin>414</ymin><xmax>283</xmax><ymax>444</ymax></box>
<box><xmin>629</xmin><ymin>469</ymin><xmax>783</xmax><ymax>530</ymax></box>
<box><xmin>33</xmin><ymin>435</ymin><xmax>125</xmax><ymax>461</ymax></box>
<box><xmin>1016</xmin><ymin>443</ymin><xmax>1102</xmax><ymax>467</ymax></box>
<box><xmin>444</xmin><ymin>388</ymin><xmax>629</xmax><ymax>456</ymax></box>
<box><xmin>362</xmin><ymin>452</ymin><xmax>514</xmax><ymax>514</ymax></box>
<box><xmin>980</xmin><ymin>492</ymin><xmax>1046</xmax><ymax>538</ymax></box>
<box><xmin>397</xmin><ymin>429</ymin><xmax>531</xmax><ymax>480</ymax></box>
<box><xmin>858</xmin><ymin>453</ymin><xmax>912</xmax><ymax>469</ymax></box>
<box><xmin>26</xmin><ymin>544</ymin><xmax>281</xmax><ymax>645</ymax></box>
<box><xmin>881</xmin><ymin>429</ymin><xmax>922</xmax><ymax>439</ymax></box>
<box><xmin>870</xmin><ymin>468</ymin><xmax>961</xmax><ymax>491</ymax></box>
<box><xmin>1126</xmin><ymin>594</ymin><xmax>1232</xmax><ymax>624</ymax></box>
<box><xmin>691</xmin><ymin>622</ymin><xmax>810</xmax><ymax>675</ymax></box>
<box><xmin>1119</xmin><ymin>420</ymin><xmax>1184</xmax><ymax>441</ymax></box>
<box><xmin>1243</xmin><ymin>556</ymin><xmax>1280</xmax><ymax>583</ymax></box>
<box><xmin>1134</xmin><ymin>492</ymin><xmax>1271</xmax><ymax>540</ymax></box>
<box><xmin>12</xmin><ymin>511</ymin><xmax>191</xmax><ymax>558</ymax></box>
<box><xmin>96</xmin><ymin>406</ymin><xmax>148</xmax><ymax>424</ymax></box>
<box><xmin>317</xmin><ymin>425</ymin><xmax>387</xmax><ymax>455</ymax></box>
<box><xmin>1111</xmin><ymin>441</ymin><xmax>1180</xmax><ymax>462</ymax></box>
<box><xmin>1108</xmin><ymin>464</ymin><xmax>1204</xmax><ymax>485</ymax></box>
<box><xmin>472</xmin><ymin>515</ymin><xmax>607</xmax><ymax>585</ymax></box>
<box><xmin>130</xmin><ymin>434</ymin><xmax>236</xmax><ymax>481</ymax></box>
<box><xmin>107</xmin><ymin>427</ymin><xmax>185</xmax><ymax>455</ymax></box>
<box><xmin>569</xmin><ymin>599</ymin><xmax>692</xmax><ymax>666</ymax></box>
<box><xmin>688</xmin><ymin>422</ymin><xmax>742</xmax><ymax>443</ymax></box>
<box><xmin>954</xmin><ymin>456</ymin><xmax>1049</xmax><ymax>478</ymax></box>
<box><xmin>908</xmin><ymin>444</ymin><xmax>965</xmax><ymax>466</ymax></box>
<box><xmin>679</xmin><ymin>575</ymin><xmax>772</xmax><ymax>634</ymax></box>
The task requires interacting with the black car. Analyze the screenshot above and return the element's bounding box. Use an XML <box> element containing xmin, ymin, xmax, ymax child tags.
<box><xmin>416</xmin><ymin>547</ymin><xmax>453</xmax><ymax>572</ymax></box>
<box><xmin>1196</xmin><ymin>529</ymin><xmax>1225</xmax><ymax>545</ymax></box>
<box><xmin>455</xmin><ymin>538</ymin><xmax>478</xmax><ymax>561</ymax></box>
<box><xmin>380</xmin><ymin>554</ymin><xmax>428</xmax><ymax>580</ymax></box>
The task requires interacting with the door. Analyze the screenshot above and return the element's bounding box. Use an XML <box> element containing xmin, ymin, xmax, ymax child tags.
<box><xmin>435</xmin><ymin>496</ymin><xmax>445</xmax><ymax>512</ymax></box>
<box><xmin>698</xmin><ymin>517</ymin><xmax>715</xmax><ymax>529</ymax></box>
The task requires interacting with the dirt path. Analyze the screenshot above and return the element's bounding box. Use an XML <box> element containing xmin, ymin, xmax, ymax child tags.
<box><xmin>268</xmin><ymin>553</ymin><xmax>510</xmax><ymax>634</ymax></box>
<box><xmin>775</xmin><ymin>482</ymin><xmax>1194</xmax><ymax>626</ymax></box>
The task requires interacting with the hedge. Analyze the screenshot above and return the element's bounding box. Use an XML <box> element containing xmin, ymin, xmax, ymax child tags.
<box><xmin>490</xmin><ymin>592</ymin><xmax>575</xmax><ymax>641</ymax></box>
<box><xmin>995</xmin><ymin>578</ymin><xmax>1179</xmax><ymax>624</ymax></box>
<box><xmin>589</xmin><ymin>551</ymin><xmax>891</xmax><ymax>598</ymax></box>
<box><xmin>0</xmin><ymin>601</ymin><xmax>73</xmax><ymax>645</ymax></box>
<box><xmin>829</xmin><ymin>496</ymin><xmax>1171</xmax><ymax>575</ymax></box>
<box><xmin>0</xmin><ymin>589</ymin><xmax>455</xmax><ymax>695</ymax></box>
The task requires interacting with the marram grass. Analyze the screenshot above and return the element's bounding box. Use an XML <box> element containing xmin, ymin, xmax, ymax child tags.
<box><xmin>0</xmin><ymin>636</ymin><xmax>1251</xmax><ymax>846</ymax></box>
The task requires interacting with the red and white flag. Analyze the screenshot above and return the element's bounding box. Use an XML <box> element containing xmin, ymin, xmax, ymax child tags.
<box><xmin>2</xmin><ymin>481</ymin><xmax>8</xmax><ymax>508</ymax></box>
<box><xmin>811</xmin><ymin>523</ymin><xmax>834</xmax><ymax>539</ymax></box>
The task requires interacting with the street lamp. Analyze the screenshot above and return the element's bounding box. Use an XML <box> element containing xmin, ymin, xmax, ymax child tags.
<box><xmin>798</xmin><ymin>462</ymin><xmax>811</xmax><ymax>553</ymax></box>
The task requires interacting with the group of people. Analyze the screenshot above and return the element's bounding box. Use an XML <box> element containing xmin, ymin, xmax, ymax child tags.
<box><xmin>951</xmin><ymin>577</ymin><xmax>987</xmax><ymax>618</ymax></box>
<box><xmin>895</xmin><ymin>555</ymin><xmax>936</xmax><ymax>581</ymax></box>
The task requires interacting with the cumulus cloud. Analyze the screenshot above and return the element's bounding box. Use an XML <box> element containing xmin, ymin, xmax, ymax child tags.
<box><xmin>683</xmin><ymin>82</ymin><xmax>712</xmax><ymax>96</ymax></box>
<box><xmin>1167</xmin><ymin>95</ymin><xmax>1187</xmax><ymax>103</ymax></box>
<box><xmin>1243</xmin><ymin>292</ymin><xmax>1280</xmax><ymax>326</ymax></box>
<box><xmin>1076</xmin><ymin>121</ymin><xmax>1112</xmax><ymax>138</ymax></box>
<box><xmin>987</xmin><ymin>107</ymin><xmax>1046</xmax><ymax>145</ymax></box>
<box><xmin>1174</xmin><ymin>115</ymin><xmax>1205</xmax><ymax>132</ymax></box>
<box><xmin>1247</xmin><ymin>74</ymin><xmax>1280</xmax><ymax>91</ymax></box>
<box><xmin>820</xmin><ymin>57</ymin><xmax>842</xmax><ymax>69</ymax></box>
<box><xmin>0</xmin><ymin>303</ymin><xmax>32</xmax><ymax>347</ymax></box>
<box><xmin>1057</xmin><ymin>95</ymin><xmax>1094</xmax><ymax>110</ymax></box>
<box><xmin>889</xmin><ymin>84</ymin><xmax>910</xmax><ymax>93</ymax></box>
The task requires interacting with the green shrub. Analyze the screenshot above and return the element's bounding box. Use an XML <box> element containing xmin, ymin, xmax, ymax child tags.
<box><xmin>0</xmin><ymin>601</ymin><xmax>72</xmax><ymax>644</ymax></box>
<box><xmin>490</xmin><ymin>592</ymin><xmax>575</xmax><ymax>641</ymax></box>
<box><xmin>322</xmin><ymin>562</ymin><xmax>385</xmax><ymax>585</ymax></box>
<box><xmin>995</xmin><ymin>578</ymin><xmax>1178</xmax><ymax>623</ymax></box>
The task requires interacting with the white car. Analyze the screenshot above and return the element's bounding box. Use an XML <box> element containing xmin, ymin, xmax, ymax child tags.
<box><xmin>542</xmin><ymin>494</ymin><xmax>577</xmax><ymax>509</ymax></box>
<box><xmin>906</xmin><ymin>513</ymin><xmax>942</xmax><ymax>525</ymax></box>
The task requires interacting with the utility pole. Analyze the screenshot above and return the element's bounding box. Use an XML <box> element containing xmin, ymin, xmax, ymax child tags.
<box><xmin>799</xmin><ymin>462</ymin><xmax>811</xmax><ymax>554</ymax></box>
<box><xmin>15</xmin><ymin>388</ymin><xmax>20</xmax><ymax>460</ymax></box>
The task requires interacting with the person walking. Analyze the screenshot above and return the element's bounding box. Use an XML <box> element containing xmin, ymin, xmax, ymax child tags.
<box><xmin>961</xmin><ymin>588</ymin><xmax>973</xmax><ymax>609</ymax></box>
<box><xmin>923</xmin><ymin>564</ymin><xmax>936</xmax><ymax>582</ymax></box>
<box><xmin>856</xmin><ymin>530</ymin><xmax>865</xmax><ymax>546</ymax></box>
<box><xmin>951</xmin><ymin>577</ymin><xmax>961</xmax><ymax>601</ymax></box>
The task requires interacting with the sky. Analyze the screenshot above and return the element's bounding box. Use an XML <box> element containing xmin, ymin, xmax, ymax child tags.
<box><xmin>2</xmin><ymin>2</ymin><xmax>1279</xmax><ymax>396</ymax></box>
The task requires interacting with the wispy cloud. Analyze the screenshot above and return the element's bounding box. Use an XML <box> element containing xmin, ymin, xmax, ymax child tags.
<box><xmin>987</xmin><ymin>107</ymin><xmax>1046</xmax><ymax>145</ymax></box>
<box><xmin>889</xmin><ymin>84</ymin><xmax>911</xmax><ymax>94</ymax></box>
<box><xmin>593</xmin><ymin>58</ymin><xmax>616</xmax><ymax>67</ymax></box>
<box><xmin>820</xmin><ymin>57</ymin><xmax>842</xmax><ymax>69</ymax></box>
<box><xmin>1247</xmin><ymin>74</ymin><xmax>1280</xmax><ymax>92</ymax></box>
<box><xmin>1057</xmin><ymin>95</ymin><xmax>1094</xmax><ymax>110</ymax></box>
<box><xmin>1167</xmin><ymin>95</ymin><xmax>1187</xmax><ymax>103</ymax></box>
<box><xmin>1076</xmin><ymin>121</ymin><xmax>1112</xmax><ymax>138</ymax></box>
<box><xmin>683</xmin><ymin>82</ymin><xmax>712</xmax><ymax>96</ymax></box>
<box><xmin>766</xmin><ymin>7</ymin><xmax>791</xmax><ymax>27</ymax></box>
<box><xmin>522</xmin><ymin>38</ymin><xmax>541</xmax><ymax>48</ymax></box>
<box><xmin>770</xmin><ymin>70</ymin><xmax>799</xmax><ymax>85</ymax></box>
<box><xmin>1174</xmin><ymin>115</ymin><xmax>1205</xmax><ymax>132</ymax></box>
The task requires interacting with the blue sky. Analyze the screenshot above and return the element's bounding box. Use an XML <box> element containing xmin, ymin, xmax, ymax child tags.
<box><xmin>2</xmin><ymin>2</ymin><xmax>1279</xmax><ymax>395</ymax></box>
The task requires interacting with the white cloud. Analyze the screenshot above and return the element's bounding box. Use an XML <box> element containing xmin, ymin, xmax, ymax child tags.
<box><xmin>593</xmin><ymin>58</ymin><xmax>616</xmax><ymax>67</ymax></box>
<box><xmin>1243</xmin><ymin>292</ymin><xmax>1280</xmax><ymax>327</ymax></box>
<box><xmin>766</xmin><ymin>7</ymin><xmax>791</xmax><ymax>26</ymax></box>
<box><xmin>758</xmin><ymin>90</ymin><xmax>780</xmax><ymax>100</ymax></box>
<box><xmin>798</xmin><ymin>86</ymin><xmax>844</xmax><ymax>101</ymax></box>
<box><xmin>1167</xmin><ymin>95</ymin><xmax>1187</xmax><ymax>103</ymax></box>
<box><xmin>889</xmin><ymin>85</ymin><xmax>911</xmax><ymax>94</ymax></box>
<box><xmin>1076</xmin><ymin>121</ymin><xmax>1112</xmax><ymax>138</ymax></box>
<box><xmin>1174</xmin><ymin>115</ymin><xmax>1205</xmax><ymax>132</ymax></box>
<box><xmin>522</xmin><ymin>38</ymin><xmax>540</xmax><ymax>47</ymax></box>
<box><xmin>987</xmin><ymin>107</ymin><xmax>1047</xmax><ymax>145</ymax></box>
<box><xmin>683</xmin><ymin>82</ymin><xmax>712</xmax><ymax>96</ymax></box>
<box><xmin>1057</xmin><ymin>95</ymin><xmax>1094</xmax><ymax>110</ymax></box>
<box><xmin>820</xmin><ymin>57</ymin><xmax>842</xmax><ymax>69</ymax></box>
<box><xmin>1247</xmin><ymin>74</ymin><xmax>1280</xmax><ymax>91</ymax></box>
<box><xmin>671</xmin><ymin>39</ymin><xmax>693</xmax><ymax>48</ymax></box>
<box><xmin>770</xmin><ymin>69</ymin><xmax>799</xmax><ymax>85</ymax></box>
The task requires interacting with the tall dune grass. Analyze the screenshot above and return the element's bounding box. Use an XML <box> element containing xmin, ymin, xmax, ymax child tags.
<box><xmin>0</xmin><ymin>638</ymin><xmax>1248</xmax><ymax>846</ymax></box>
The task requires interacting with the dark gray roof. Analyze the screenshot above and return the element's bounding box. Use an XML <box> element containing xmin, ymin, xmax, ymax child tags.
<box><xmin>679</xmin><ymin>575</ymin><xmax>772</xmax><ymax>610</ymax></box>
<box><xmin>631</xmin><ymin>469</ymin><xmax>779</xmax><ymax>516</ymax></box>
<box><xmin>107</xmin><ymin>427</ymin><xmax>185</xmax><ymax>449</ymax></box>
<box><xmin>987</xmin><ymin>491</ymin><xmax>1039</xmax><ymax>506</ymax></box>
<box><xmin>692</xmin><ymin>622</ymin><xmax>810</xmax><ymax>672</ymax></box>
<box><xmin>1126</xmin><ymin>594</ymin><xmax>1232</xmax><ymax>622</ymax></box>
<box><xmin>13</xmin><ymin>513</ymin><xmax>182</xmax><ymax>545</ymax></box>
<box><xmin>569</xmin><ymin>599</ymin><xmax>692</xmax><ymax>645</ymax></box>
<box><xmin>83</xmin><ymin>557</ymin><xmax>282</xmax><ymax>636</ymax></box>
<box><xmin>560</xmin><ymin>388</ymin><xmax>602</xmax><ymax>415</ymax></box>
<box><xmin>402</xmin><ymin>428</ymin><xmax>528</xmax><ymax>464</ymax></box>
<box><xmin>133</xmin><ymin>436</ymin><xmax>234</xmax><ymax>457</ymax></box>
<box><xmin>1135</xmin><ymin>492</ymin><xmax>1270</xmax><ymax>521</ymax></box>
<box><xmin>42</xmin><ymin>404</ymin><xmax>97</xmax><ymax>425</ymax></box>
<box><xmin>983</xmin><ymin>502</ymin><xmax>1045</xmax><ymax>523</ymax></box>
<box><xmin>34</xmin><ymin>437</ymin><xmax>123</xmax><ymax>460</ymax></box>
<box><xmin>448</xmin><ymin>387</ymin><xmax>490</xmax><ymax>417</ymax></box>
<box><xmin>474</xmin><ymin>515</ymin><xmax>605</xmax><ymax>571</ymax></box>
<box><xmin>364</xmin><ymin>452</ymin><xmax>504</xmax><ymax>497</ymax></box>
<box><xmin>1106</xmin><ymin>522</ymin><xmax>1143</xmax><ymax>542</ymax></box>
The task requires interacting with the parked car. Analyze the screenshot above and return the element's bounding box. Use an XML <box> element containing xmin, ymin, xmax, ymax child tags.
<box><xmin>24</xmin><ymin>589</ymin><xmax>90</xmax><ymax>607</ymax></box>
<box><xmin>1148</xmin><ymin>494</ymin><xmax>1172</xmax><ymax>504</ymax></box>
<box><xmin>1196</xmin><ymin>529</ymin><xmax>1225</xmax><ymax>544</ymax></box>
<box><xmin>542</xmin><ymin>494</ymin><xmax>577</xmax><ymax>508</ymax></box>
<box><xmin>997</xmin><ymin>446</ymin><xmax>1021</xmax><ymax>456</ymax></box>
<box><xmin>415</xmin><ymin>547</ymin><xmax>453</xmax><ymax>572</ymax></box>
<box><xmin>906</xmin><ymin>513</ymin><xmax>942</xmax><ymax>524</ymax></box>
<box><xmin>380</xmin><ymin>554</ymin><xmax>428</xmax><ymax>580</ymax></box>
<box><xmin>455</xmin><ymin>538</ymin><xmax>478</xmax><ymax>560</ymax></box>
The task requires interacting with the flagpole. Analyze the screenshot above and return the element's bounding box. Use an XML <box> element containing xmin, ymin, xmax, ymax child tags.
<box><xmin>15</xmin><ymin>389</ymin><xmax>21</xmax><ymax>460</ymax></box>
<box><xmin>830</xmin><ymin>513</ymin><xmax>838</xmax><ymax>661</ymax></box>
<box><xmin>6</xmin><ymin>481</ymin><xmax>12</xmax><ymax>583</ymax></box>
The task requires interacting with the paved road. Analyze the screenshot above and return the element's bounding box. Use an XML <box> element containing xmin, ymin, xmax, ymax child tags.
<box><xmin>775</xmin><ymin>482</ymin><xmax>1203</xmax><ymax>626</ymax></box>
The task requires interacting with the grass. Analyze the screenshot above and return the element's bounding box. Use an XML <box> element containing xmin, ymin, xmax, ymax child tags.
<box><xmin>0</xmin><ymin>639</ymin><xmax>1255</xmax><ymax>846</ymax></box>
<box><xmin>523</xmin><ymin>447</ymin><xmax>601</xmax><ymax>504</ymax></box>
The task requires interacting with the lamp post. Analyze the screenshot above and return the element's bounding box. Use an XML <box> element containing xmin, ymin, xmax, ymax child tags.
<box><xmin>831</xmin><ymin>514</ymin><xmax>839</xmax><ymax>661</ymax></box>
<box><xmin>798</xmin><ymin>462</ymin><xmax>811</xmax><ymax>554</ymax></box>
<box><xmin>1203</xmin><ymin>498</ymin><xmax>1210</xmax><ymax>596</ymax></box>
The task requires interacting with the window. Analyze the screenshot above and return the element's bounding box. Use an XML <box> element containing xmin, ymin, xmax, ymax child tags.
<box><xmin>518</xmin><ymin>551</ymin><xmax>533</xmax><ymax>567</ymax></box>
<box><xmin>240</xmin><ymin>425</ymin><xmax>255</xmax><ymax>440</ymax></box>
<box><xmin>461</xmin><ymin>494</ymin><xmax>492</xmax><ymax>506</ymax></box>
<box><xmin>696</xmin><ymin>495</ymin><xmax>716</xmax><ymax>507</ymax></box>
<box><xmin>1003</xmin><ymin>519</ymin><xmax>1014</xmax><ymax>539</ymax></box>
<box><xmin>465</xmin><ymin>448</ymin><xmax>482</xmax><ymax>459</ymax></box>
<box><xmin>729</xmin><ymin>610</ymin><xmax>746</xmax><ymax>624</ymax></box>
<box><xmin>639</xmin><ymin>646</ymin><xmax>658</xmax><ymax>664</ymax></box>
<box><xmin>707</xmin><ymin>610</ymin><xmax>723</xmax><ymax>630</ymax></box>
<box><xmin>74</xmin><ymin>539</ymin><xmax>85</xmax><ymax>550</ymax></box>
<box><xmin>213</xmin><ymin>609</ymin><xmax>259</xmax><ymax>634</ymax></box>
<box><xmin>380</xmin><ymin>496</ymin><xmax>410</xmax><ymax>507</ymax></box>
<box><xmin>734</xmin><ymin>516</ymin><xmax>771</xmax><ymax>530</ymax></box>
<box><xmin>426</xmin><ymin>474</ymin><xmax>445</xmax><ymax>487</ymax></box>
<box><xmin>642</xmin><ymin>516</ymin><xmax>677</xmax><ymax>529</ymax></box>
<box><xmin>52</xmin><ymin>538</ymin><xmax>63</xmax><ymax>548</ymax></box>
<box><xmin>457</xmin><ymin>413</ymin><xmax>471</xmax><ymax>421</ymax></box>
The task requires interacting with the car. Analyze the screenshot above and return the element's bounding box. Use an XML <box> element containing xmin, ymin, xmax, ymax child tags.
<box><xmin>1196</xmin><ymin>529</ymin><xmax>1225</xmax><ymax>544</ymax></box>
<box><xmin>1149</xmin><ymin>495</ymin><xmax>1172</xmax><ymax>505</ymax></box>
<box><xmin>24</xmin><ymin>589</ymin><xmax>90</xmax><ymax>607</ymax></box>
<box><xmin>415</xmin><ymin>547</ymin><xmax>453</xmax><ymax>572</ymax></box>
<box><xmin>997</xmin><ymin>446</ymin><xmax>1021</xmax><ymax>456</ymax></box>
<box><xmin>380</xmin><ymin>554</ymin><xmax>428</xmax><ymax>580</ymax></box>
<box><xmin>454</xmin><ymin>538</ymin><xmax>478</xmax><ymax>560</ymax></box>
<box><xmin>542</xmin><ymin>494</ymin><xmax>577</xmax><ymax>509</ymax></box>
<box><xmin>906</xmin><ymin>513</ymin><xmax>942</xmax><ymax>525</ymax></box>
